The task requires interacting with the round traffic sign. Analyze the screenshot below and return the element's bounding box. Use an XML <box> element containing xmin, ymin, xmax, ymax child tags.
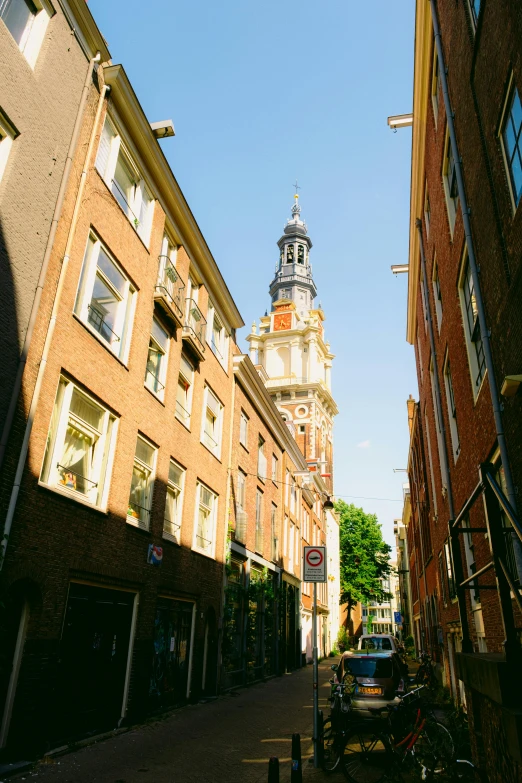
<box><xmin>306</xmin><ymin>548</ymin><xmax>324</xmax><ymax>568</ymax></box>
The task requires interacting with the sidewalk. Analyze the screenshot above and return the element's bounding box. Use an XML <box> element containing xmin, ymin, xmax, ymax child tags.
<box><xmin>7</xmin><ymin>660</ymin><xmax>338</xmax><ymax>783</ymax></box>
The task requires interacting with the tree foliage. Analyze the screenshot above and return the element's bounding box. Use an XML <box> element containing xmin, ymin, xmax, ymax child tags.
<box><xmin>337</xmin><ymin>501</ymin><xmax>393</xmax><ymax>613</ymax></box>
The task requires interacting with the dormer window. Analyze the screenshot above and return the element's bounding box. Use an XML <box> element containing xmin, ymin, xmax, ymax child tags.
<box><xmin>286</xmin><ymin>244</ymin><xmax>294</xmax><ymax>263</ymax></box>
<box><xmin>297</xmin><ymin>245</ymin><xmax>305</xmax><ymax>264</ymax></box>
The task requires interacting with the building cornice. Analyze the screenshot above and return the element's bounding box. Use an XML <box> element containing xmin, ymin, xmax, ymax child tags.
<box><xmin>103</xmin><ymin>65</ymin><xmax>244</xmax><ymax>330</ymax></box>
<box><xmin>59</xmin><ymin>0</ymin><xmax>111</xmax><ymax>61</ymax></box>
<box><xmin>232</xmin><ymin>355</ymin><xmax>309</xmax><ymax>471</ymax></box>
<box><xmin>406</xmin><ymin>1</ymin><xmax>432</xmax><ymax>345</ymax></box>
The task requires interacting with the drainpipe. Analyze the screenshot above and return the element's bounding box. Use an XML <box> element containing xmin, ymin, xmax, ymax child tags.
<box><xmin>416</xmin><ymin>219</ymin><xmax>472</xmax><ymax>654</ymax></box>
<box><xmin>0</xmin><ymin>52</ymin><xmax>100</xmax><ymax>471</ymax></box>
<box><xmin>430</xmin><ymin>0</ymin><xmax>519</xmax><ymax>528</ymax></box>
<box><xmin>0</xmin><ymin>78</ymin><xmax>110</xmax><ymax>570</ymax></box>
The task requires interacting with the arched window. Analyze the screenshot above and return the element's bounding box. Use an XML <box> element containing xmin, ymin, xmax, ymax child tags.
<box><xmin>297</xmin><ymin>245</ymin><xmax>305</xmax><ymax>264</ymax></box>
<box><xmin>286</xmin><ymin>244</ymin><xmax>294</xmax><ymax>263</ymax></box>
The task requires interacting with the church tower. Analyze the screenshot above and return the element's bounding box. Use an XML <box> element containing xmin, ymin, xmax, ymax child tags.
<box><xmin>246</xmin><ymin>194</ymin><xmax>337</xmax><ymax>491</ymax></box>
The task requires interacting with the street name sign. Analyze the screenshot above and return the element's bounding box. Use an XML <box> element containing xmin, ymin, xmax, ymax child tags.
<box><xmin>303</xmin><ymin>546</ymin><xmax>327</xmax><ymax>582</ymax></box>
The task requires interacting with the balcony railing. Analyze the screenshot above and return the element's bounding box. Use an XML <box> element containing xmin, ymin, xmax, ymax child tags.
<box><xmin>196</xmin><ymin>532</ymin><xmax>212</xmax><ymax>554</ymax></box>
<box><xmin>175</xmin><ymin>399</ymin><xmax>191</xmax><ymax>424</ymax></box>
<box><xmin>265</xmin><ymin>376</ymin><xmax>308</xmax><ymax>388</ymax></box>
<box><xmin>87</xmin><ymin>304</ymin><xmax>121</xmax><ymax>345</ymax></box>
<box><xmin>163</xmin><ymin>517</ymin><xmax>181</xmax><ymax>542</ymax></box>
<box><xmin>182</xmin><ymin>298</ymin><xmax>206</xmax><ymax>358</ymax></box>
<box><xmin>154</xmin><ymin>256</ymin><xmax>185</xmax><ymax>326</ymax></box>
<box><xmin>127</xmin><ymin>500</ymin><xmax>150</xmax><ymax>528</ymax></box>
<box><xmin>203</xmin><ymin>429</ymin><xmax>219</xmax><ymax>452</ymax></box>
<box><xmin>144</xmin><ymin>367</ymin><xmax>165</xmax><ymax>395</ymax></box>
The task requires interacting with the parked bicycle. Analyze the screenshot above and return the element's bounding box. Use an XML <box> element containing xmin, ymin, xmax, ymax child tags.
<box><xmin>321</xmin><ymin>671</ymin><xmax>356</xmax><ymax>772</ymax></box>
<box><xmin>341</xmin><ymin>685</ymin><xmax>454</xmax><ymax>783</ymax></box>
<box><xmin>415</xmin><ymin>652</ymin><xmax>438</xmax><ymax>693</ymax></box>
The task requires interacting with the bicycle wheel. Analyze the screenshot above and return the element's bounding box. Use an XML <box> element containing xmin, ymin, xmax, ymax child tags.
<box><xmin>342</xmin><ymin>728</ymin><xmax>393</xmax><ymax>783</ymax></box>
<box><xmin>321</xmin><ymin>717</ymin><xmax>343</xmax><ymax>773</ymax></box>
<box><xmin>414</xmin><ymin>720</ymin><xmax>454</xmax><ymax>776</ymax></box>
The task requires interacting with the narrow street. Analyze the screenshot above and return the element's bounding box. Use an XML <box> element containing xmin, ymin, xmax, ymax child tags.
<box><xmin>11</xmin><ymin>662</ymin><xmax>337</xmax><ymax>783</ymax></box>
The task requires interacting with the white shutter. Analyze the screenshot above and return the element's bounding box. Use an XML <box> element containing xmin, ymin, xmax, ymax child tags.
<box><xmin>95</xmin><ymin>119</ymin><xmax>115</xmax><ymax>178</ymax></box>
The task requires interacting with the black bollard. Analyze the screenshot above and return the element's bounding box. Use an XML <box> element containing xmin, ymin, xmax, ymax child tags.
<box><xmin>290</xmin><ymin>733</ymin><xmax>303</xmax><ymax>783</ymax></box>
<box><xmin>268</xmin><ymin>756</ymin><xmax>279</xmax><ymax>783</ymax></box>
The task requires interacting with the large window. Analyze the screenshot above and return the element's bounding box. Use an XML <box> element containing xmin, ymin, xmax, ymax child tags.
<box><xmin>206</xmin><ymin>301</ymin><xmax>229</xmax><ymax>367</ymax></box>
<box><xmin>75</xmin><ymin>233</ymin><xmax>136</xmax><ymax>361</ymax></box>
<box><xmin>271</xmin><ymin>503</ymin><xmax>278</xmax><ymax>561</ymax></box>
<box><xmin>468</xmin><ymin>0</ymin><xmax>480</xmax><ymax>27</ymax></box>
<box><xmin>443</xmin><ymin>128</ymin><xmax>459</xmax><ymax>234</ymax></box>
<box><xmin>40</xmin><ymin>377</ymin><xmax>117</xmax><ymax>508</ymax></box>
<box><xmin>443</xmin><ymin>356</ymin><xmax>460</xmax><ymax>462</ymax></box>
<box><xmin>444</xmin><ymin>540</ymin><xmax>457</xmax><ymax>600</ymax></box>
<box><xmin>255</xmin><ymin>489</ymin><xmax>263</xmax><ymax>554</ymax></box>
<box><xmin>239</xmin><ymin>410</ymin><xmax>249</xmax><ymax>449</ymax></box>
<box><xmin>201</xmin><ymin>386</ymin><xmax>223</xmax><ymax>458</ymax></box>
<box><xmin>145</xmin><ymin>317</ymin><xmax>169</xmax><ymax>399</ymax></box>
<box><xmin>501</xmin><ymin>84</ymin><xmax>522</xmax><ymax>208</ymax></box>
<box><xmin>432</xmin><ymin>260</ymin><xmax>443</xmax><ymax>331</ymax></box>
<box><xmin>127</xmin><ymin>436</ymin><xmax>156</xmax><ymax>530</ymax></box>
<box><xmin>438</xmin><ymin>551</ymin><xmax>447</xmax><ymax>606</ymax></box>
<box><xmin>0</xmin><ymin>0</ymin><xmax>49</xmax><ymax>65</ymax></box>
<box><xmin>194</xmin><ymin>482</ymin><xmax>218</xmax><ymax>557</ymax></box>
<box><xmin>431</xmin><ymin>49</ymin><xmax>440</xmax><ymax>123</ymax></box>
<box><xmin>235</xmin><ymin>470</ymin><xmax>247</xmax><ymax>542</ymax></box>
<box><xmin>95</xmin><ymin>116</ymin><xmax>155</xmax><ymax>244</ymax></box>
<box><xmin>0</xmin><ymin>110</ymin><xmax>16</xmax><ymax>184</ymax></box>
<box><xmin>271</xmin><ymin>453</ymin><xmax>278</xmax><ymax>483</ymax></box>
<box><xmin>257</xmin><ymin>435</ymin><xmax>267</xmax><ymax>481</ymax></box>
<box><xmin>459</xmin><ymin>251</ymin><xmax>486</xmax><ymax>395</ymax></box>
<box><xmin>163</xmin><ymin>460</ymin><xmax>184</xmax><ymax>543</ymax></box>
<box><xmin>175</xmin><ymin>354</ymin><xmax>194</xmax><ymax>427</ymax></box>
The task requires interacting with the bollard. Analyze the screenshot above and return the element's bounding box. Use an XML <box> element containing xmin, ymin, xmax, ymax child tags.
<box><xmin>268</xmin><ymin>756</ymin><xmax>279</xmax><ymax>783</ymax></box>
<box><xmin>317</xmin><ymin>709</ymin><xmax>324</xmax><ymax>766</ymax></box>
<box><xmin>290</xmin><ymin>733</ymin><xmax>303</xmax><ymax>783</ymax></box>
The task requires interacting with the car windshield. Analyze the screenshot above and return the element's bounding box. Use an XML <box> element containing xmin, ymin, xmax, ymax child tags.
<box><xmin>344</xmin><ymin>657</ymin><xmax>393</xmax><ymax>678</ymax></box>
<box><xmin>361</xmin><ymin>637</ymin><xmax>393</xmax><ymax>651</ymax></box>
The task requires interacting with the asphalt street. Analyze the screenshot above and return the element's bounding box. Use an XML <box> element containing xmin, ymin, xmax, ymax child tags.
<box><xmin>10</xmin><ymin>660</ymin><xmax>337</xmax><ymax>783</ymax></box>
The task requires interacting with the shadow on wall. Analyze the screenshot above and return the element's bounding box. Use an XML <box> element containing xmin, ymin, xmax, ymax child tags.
<box><xmin>0</xmin><ymin>216</ymin><xmax>21</xmax><ymax>450</ymax></box>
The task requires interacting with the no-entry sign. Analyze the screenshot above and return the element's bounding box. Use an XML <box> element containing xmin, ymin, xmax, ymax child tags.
<box><xmin>303</xmin><ymin>546</ymin><xmax>327</xmax><ymax>582</ymax></box>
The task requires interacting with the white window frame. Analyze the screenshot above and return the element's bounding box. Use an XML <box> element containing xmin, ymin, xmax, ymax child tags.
<box><xmin>467</xmin><ymin>0</ymin><xmax>480</xmax><ymax>29</ymax></box>
<box><xmin>175</xmin><ymin>353</ymin><xmax>194</xmax><ymax>428</ymax></box>
<box><xmin>127</xmin><ymin>435</ymin><xmax>157</xmax><ymax>531</ymax></box>
<box><xmin>163</xmin><ymin>459</ymin><xmax>185</xmax><ymax>544</ymax></box>
<box><xmin>431</xmin><ymin>47</ymin><xmax>440</xmax><ymax>125</ymax></box>
<box><xmin>499</xmin><ymin>76</ymin><xmax>522</xmax><ymax>212</ymax></box>
<box><xmin>424</xmin><ymin>409</ymin><xmax>438</xmax><ymax>520</ymax></box>
<box><xmin>206</xmin><ymin>301</ymin><xmax>229</xmax><ymax>368</ymax></box>
<box><xmin>144</xmin><ymin>316</ymin><xmax>169</xmax><ymax>400</ymax></box>
<box><xmin>193</xmin><ymin>481</ymin><xmax>218</xmax><ymax>558</ymax></box>
<box><xmin>271</xmin><ymin>453</ymin><xmax>278</xmax><ymax>483</ymax></box>
<box><xmin>289</xmin><ymin>522</ymin><xmax>295</xmax><ymax>572</ymax></box>
<box><xmin>283</xmin><ymin>515</ymin><xmax>289</xmax><ymax>556</ymax></box>
<box><xmin>442</xmin><ymin>127</ymin><xmax>459</xmax><ymax>235</ymax></box>
<box><xmin>74</xmin><ymin>232</ymin><xmax>136</xmax><ymax>362</ymax></box>
<box><xmin>0</xmin><ymin>109</ymin><xmax>17</xmax><ymax>184</ymax></box>
<box><xmin>424</xmin><ymin>184</ymin><xmax>431</xmax><ymax>235</ymax></box>
<box><xmin>39</xmin><ymin>376</ymin><xmax>117</xmax><ymax>510</ymax></box>
<box><xmin>458</xmin><ymin>247</ymin><xmax>487</xmax><ymax>399</ymax></box>
<box><xmin>239</xmin><ymin>410</ymin><xmax>249</xmax><ymax>449</ymax></box>
<box><xmin>95</xmin><ymin>115</ymin><xmax>155</xmax><ymax>245</ymax></box>
<box><xmin>160</xmin><ymin>232</ymin><xmax>178</xmax><ymax>266</ymax></box>
<box><xmin>0</xmin><ymin>0</ymin><xmax>51</xmax><ymax>68</ymax></box>
<box><xmin>201</xmin><ymin>385</ymin><xmax>223</xmax><ymax>459</ymax></box>
<box><xmin>257</xmin><ymin>435</ymin><xmax>267</xmax><ymax>482</ymax></box>
<box><xmin>443</xmin><ymin>353</ymin><xmax>460</xmax><ymax>462</ymax></box>
<box><xmin>255</xmin><ymin>488</ymin><xmax>263</xmax><ymax>553</ymax></box>
<box><xmin>432</xmin><ymin>259</ymin><xmax>443</xmax><ymax>331</ymax></box>
<box><xmin>420</xmin><ymin>264</ymin><xmax>428</xmax><ymax>333</ymax></box>
<box><xmin>235</xmin><ymin>470</ymin><xmax>247</xmax><ymax>542</ymax></box>
<box><xmin>429</xmin><ymin>357</ymin><xmax>446</xmax><ymax>487</ymax></box>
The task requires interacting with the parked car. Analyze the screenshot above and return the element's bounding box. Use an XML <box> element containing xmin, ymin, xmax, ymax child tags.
<box><xmin>334</xmin><ymin>651</ymin><xmax>406</xmax><ymax>715</ymax></box>
<box><xmin>358</xmin><ymin>633</ymin><xmax>408</xmax><ymax>675</ymax></box>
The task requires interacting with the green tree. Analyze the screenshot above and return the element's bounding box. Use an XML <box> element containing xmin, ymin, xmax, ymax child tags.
<box><xmin>337</xmin><ymin>502</ymin><xmax>393</xmax><ymax>627</ymax></box>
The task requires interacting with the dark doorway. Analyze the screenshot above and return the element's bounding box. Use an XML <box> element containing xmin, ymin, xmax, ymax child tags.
<box><xmin>202</xmin><ymin>607</ymin><xmax>218</xmax><ymax>697</ymax></box>
<box><xmin>53</xmin><ymin>583</ymin><xmax>135</xmax><ymax>743</ymax></box>
<box><xmin>149</xmin><ymin>598</ymin><xmax>193</xmax><ymax>710</ymax></box>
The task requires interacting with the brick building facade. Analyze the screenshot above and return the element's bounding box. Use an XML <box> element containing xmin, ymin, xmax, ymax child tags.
<box><xmin>400</xmin><ymin>0</ymin><xmax>522</xmax><ymax>776</ymax></box>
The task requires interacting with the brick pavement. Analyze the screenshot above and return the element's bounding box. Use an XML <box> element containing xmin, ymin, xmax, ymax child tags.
<box><xmin>9</xmin><ymin>660</ymin><xmax>338</xmax><ymax>783</ymax></box>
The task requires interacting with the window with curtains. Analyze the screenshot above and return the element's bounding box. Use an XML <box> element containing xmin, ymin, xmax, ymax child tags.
<box><xmin>95</xmin><ymin>116</ymin><xmax>155</xmax><ymax>245</ymax></box>
<box><xmin>144</xmin><ymin>317</ymin><xmax>169</xmax><ymax>398</ymax></box>
<box><xmin>163</xmin><ymin>460</ymin><xmax>184</xmax><ymax>543</ymax></box>
<box><xmin>201</xmin><ymin>386</ymin><xmax>223</xmax><ymax>458</ymax></box>
<box><xmin>176</xmin><ymin>354</ymin><xmax>194</xmax><ymax>427</ymax></box>
<box><xmin>40</xmin><ymin>378</ymin><xmax>117</xmax><ymax>508</ymax></box>
<box><xmin>459</xmin><ymin>250</ymin><xmax>486</xmax><ymax>396</ymax></box>
<box><xmin>235</xmin><ymin>470</ymin><xmax>247</xmax><ymax>542</ymax></box>
<box><xmin>74</xmin><ymin>233</ymin><xmax>136</xmax><ymax>361</ymax></box>
<box><xmin>194</xmin><ymin>482</ymin><xmax>218</xmax><ymax>557</ymax></box>
<box><xmin>127</xmin><ymin>436</ymin><xmax>156</xmax><ymax>530</ymax></box>
<box><xmin>501</xmin><ymin>83</ymin><xmax>522</xmax><ymax>208</ymax></box>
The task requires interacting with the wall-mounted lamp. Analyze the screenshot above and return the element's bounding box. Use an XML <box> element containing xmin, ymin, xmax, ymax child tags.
<box><xmin>150</xmin><ymin>119</ymin><xmax>175</xmax><ymax>139</ymax></box>
<box><xmin>387</xmin><ymin>113</ymin><xmax>413</xmax><ymax>132</ymax></box>
<box><xmin>500</xmin><ymin>375</ymin><xmax>522</xmax><ymax>397</ymax></box>
<box><xmin>323</xmin><ymin>496</ymin><xmax>334</xmax><ymax>510</ymax></box>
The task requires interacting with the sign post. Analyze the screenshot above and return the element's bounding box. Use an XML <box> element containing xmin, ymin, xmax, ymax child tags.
<box><xmin>303</xmin><ymin>546</ymin><xmax>327</xmax><ymax>768</ymax></box>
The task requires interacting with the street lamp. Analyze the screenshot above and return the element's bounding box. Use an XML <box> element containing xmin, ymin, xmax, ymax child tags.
<box><xmin>323</xmin><ymin>495</ymin><xmax>334</xmax><ymax>510</ymax></box>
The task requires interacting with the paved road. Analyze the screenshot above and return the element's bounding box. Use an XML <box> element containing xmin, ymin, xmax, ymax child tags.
<box><xmin>13</xmin><ymin>660</ymin><xmax>337</xmax><ymax>783</ymax></box>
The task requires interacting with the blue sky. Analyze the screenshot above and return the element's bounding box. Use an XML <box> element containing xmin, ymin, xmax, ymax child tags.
<box><xmin>90</xmin><ymin>0</ymin><xmax>417</xmax><ymax>547</ymax></box>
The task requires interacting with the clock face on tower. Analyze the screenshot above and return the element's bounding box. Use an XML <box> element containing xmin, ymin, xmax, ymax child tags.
<box><xmin>274</xmin><ymin>312</ymin><xmax>292</xmax><ymax>331</ymax></box>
